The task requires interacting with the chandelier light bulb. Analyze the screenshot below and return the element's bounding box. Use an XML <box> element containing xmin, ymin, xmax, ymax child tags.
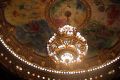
<box><xmin>47</xmin><ymin>25</ymin><xmax>88</xmax><ymax>65</ymax></box>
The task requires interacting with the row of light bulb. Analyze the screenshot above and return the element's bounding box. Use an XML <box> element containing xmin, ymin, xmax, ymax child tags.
<box><xmin>0</xmin><ymin>36</ymin><xmax>120</xmax><ymax>74</ymax></box>
<box><xmin>1</xmin><ymin>52</ymin><xmax>118</xmax><ymax>80</ymax></box>
<box><xmin>0</xmin><ymin>53</ymin><xmax>55</xmax><ymax>80</ymax></box>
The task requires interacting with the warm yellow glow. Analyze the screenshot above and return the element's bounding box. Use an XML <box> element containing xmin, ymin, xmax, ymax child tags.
<box><xmin>47</xmin><ymin>25</ymin><xmax>88</xmax><ymax>64</ymax></box>
<box><xmin>61</xmin><ymin>52</ymin><xmax>74</xmax><ymax>64</ymax></box>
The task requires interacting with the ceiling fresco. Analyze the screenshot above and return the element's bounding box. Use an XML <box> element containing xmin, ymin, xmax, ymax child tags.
<box><xmin>0</xmin><ymin>0</ymin><xmax>120</xmax><ymax>71</ymax></box>
<box><xmin>46</xmin><ymin>0</ymin><xmax>91</xmax><ymax>28</ymax></box>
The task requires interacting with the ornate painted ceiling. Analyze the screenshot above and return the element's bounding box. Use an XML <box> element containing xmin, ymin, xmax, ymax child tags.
<box><xmin>0</xmin><ymin>0</ymin><xmax>120</xmax><ymax>79</ymax></box>
<box><xmin>3</xmin><ymin>0</ymin><xmax>120</xmax><ymax>57</ymax></box>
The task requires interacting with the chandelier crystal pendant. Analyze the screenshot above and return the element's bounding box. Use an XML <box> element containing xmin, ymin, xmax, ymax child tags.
<box><xmin>47</xmin><ymin>25</ymin><xmax>88</xmax><ymax>65</ymax></box>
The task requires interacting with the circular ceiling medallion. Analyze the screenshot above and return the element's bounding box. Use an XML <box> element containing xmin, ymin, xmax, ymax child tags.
<box><xmin>46</xmin><ymin>0</ymin><xmax>91</xmax><ymax>29</ymax></box>
<box><xmin>0</xmin><ymin>0</ymin><xmax>119</xmax><ymax>71</ymax></box>
<box><xmin>0</xmin><ymin>0</ymin><xmax>120</xmax><ymax>80</ymax></box>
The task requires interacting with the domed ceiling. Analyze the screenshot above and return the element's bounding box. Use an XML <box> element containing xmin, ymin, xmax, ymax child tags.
<box><xmin>0</xmin><ymin>0</ymin><xmax>120</xmax><ymax>79</ymax></box>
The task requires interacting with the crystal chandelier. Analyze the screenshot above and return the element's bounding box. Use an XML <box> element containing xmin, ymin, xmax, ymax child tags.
<box><xmin>47</xmin><ymin>25</ymin><xmax>88</xmax><ymax>64</ymax></box>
